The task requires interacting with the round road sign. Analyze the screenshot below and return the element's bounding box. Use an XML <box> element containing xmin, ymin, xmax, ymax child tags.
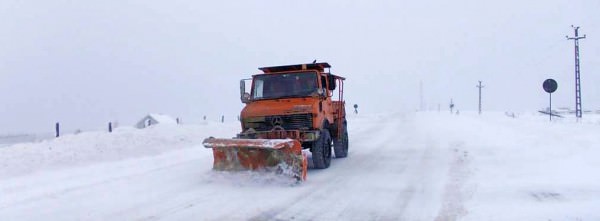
<box><xmin>543</xmin><ymin>79</ymin><xmax>558</xmax><ymax>93</ymax></box>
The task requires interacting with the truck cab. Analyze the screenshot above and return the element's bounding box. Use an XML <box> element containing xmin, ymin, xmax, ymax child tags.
<box><xmin>238</xmin><ymin>62</ymin><xmax>348</xmax><ymax>168</ymax></box>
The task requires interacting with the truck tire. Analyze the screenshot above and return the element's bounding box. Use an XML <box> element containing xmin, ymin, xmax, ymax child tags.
<box><xmin>311</xmin><ymin>129</ymin><xmax>332</xmax><ymax>169</ymax></box>
<box><xmin>333</xmin><ymin>122</ymin><xmax>348</xmax><ymax>158</ymax></box>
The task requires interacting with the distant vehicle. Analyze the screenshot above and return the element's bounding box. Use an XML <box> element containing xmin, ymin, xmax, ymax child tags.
<box><xmin>203</xmin><ymin>62</ymin><xmax>348</xmax><ymax>181</ymax></box>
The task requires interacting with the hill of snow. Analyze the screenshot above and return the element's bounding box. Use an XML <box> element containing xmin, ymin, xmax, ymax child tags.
<box><xmin>0</xmin><ymin>123</ymin><xmax>237</xmax><ymax>178</ymax></box>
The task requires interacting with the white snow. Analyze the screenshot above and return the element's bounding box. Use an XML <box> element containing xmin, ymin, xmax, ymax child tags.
<box><xmin>202</xmin><ymin>138</ymin><xmax>297</xmax><ymax>149</ymax></box>
<box><xmin>1</xmin><ymin>112</ymin><xmax>599</xmax><ymax>220</ymax></box>
<box><xmin>147</xmin><ymin>114</ymin><xmax>178</xmax><ymax>125</ymax></box>
<box><xmin>0</xmin><ymin>123</ymin><xmax>236</xmax><ymax>179</ymax></box>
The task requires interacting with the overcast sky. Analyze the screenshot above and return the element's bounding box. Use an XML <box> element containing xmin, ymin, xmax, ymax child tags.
<box><xmin>1</xmin><ymin>0</ymin><xmax>599</xmax><ymax>134</ymax></box>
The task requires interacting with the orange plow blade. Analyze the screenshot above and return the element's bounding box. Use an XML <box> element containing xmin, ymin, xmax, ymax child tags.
<box><xmin>202</xmin><ymin>138</ymin><xmax>308</xmax><ymax>181</ymax></box>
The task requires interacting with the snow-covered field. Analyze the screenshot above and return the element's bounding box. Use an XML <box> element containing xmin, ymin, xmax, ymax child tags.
<box><xmin>1</xmin><ymin>112</ymin><xmax>599</xmax><ymax>220</ymax></box>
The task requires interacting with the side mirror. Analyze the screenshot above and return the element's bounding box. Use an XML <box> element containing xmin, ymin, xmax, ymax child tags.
<box><xmin>240</xmin><ymin>80</ymin><xmax>250</xmax><ymax>103</ymax></box>
<box><xmin>241</xmin><ymin>92</ymin><xmax>251</xmax><ymax>103</ymax></box>
<box><xmin>327</xmin><ymin>75</ymin><xmax>336</xmax><ymax>90</ymax></box>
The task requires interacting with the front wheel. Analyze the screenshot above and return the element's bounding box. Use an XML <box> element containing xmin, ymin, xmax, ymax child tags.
<box><xmin>311</xmin><ymin>129</ymin><xmax>332</xmax><ymax>169</ymax></box>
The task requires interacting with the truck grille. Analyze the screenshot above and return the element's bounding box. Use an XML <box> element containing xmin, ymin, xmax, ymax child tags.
<box><xmin>244</xmin><ymin>114</ymin><xmax>313</xmax><ymax>131</ymax></box>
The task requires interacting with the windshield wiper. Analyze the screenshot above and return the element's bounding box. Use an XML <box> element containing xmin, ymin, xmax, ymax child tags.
<box><xmin>253</xmin><ymin>95</ymin><xmax>311</xmax><ymax>101</ymax></box>
<box><xmin>277</xmin><ymin>95</ymin><xmax>312</xmax><ymax>99</ymax></box>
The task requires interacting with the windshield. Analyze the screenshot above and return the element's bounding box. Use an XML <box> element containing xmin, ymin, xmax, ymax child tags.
<box><xmin>252</xmin><ymin>72</ymin><xmax>318</xmax><ymax>100</ymax></box>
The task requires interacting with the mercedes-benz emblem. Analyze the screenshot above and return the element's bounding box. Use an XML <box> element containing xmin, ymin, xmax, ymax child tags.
<box><xmin>271</xmin><ymin>116</ymin><xmax>283</xmax><ymax>126</ymax></box>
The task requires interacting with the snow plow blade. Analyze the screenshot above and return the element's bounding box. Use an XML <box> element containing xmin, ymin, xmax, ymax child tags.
<box><xmin>202</xmin><ymin>138</ymin><xmax>308</xmax><ymax>181</ymax></box>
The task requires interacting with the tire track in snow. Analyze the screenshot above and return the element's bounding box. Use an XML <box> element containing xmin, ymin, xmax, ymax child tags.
<box><xmin>247</xmin><ymin>114</ymin><xmax>418</xmax><ymax>221</ymax></box>
<box><xmin>243</xmin><ymin>115</ymin><xmax>400</xmax><ymax>220</ymax></box>
<box><xmin>434</xmin><ymin>143</ymin><xmax>473</xmax><ymax>221</ymax></box>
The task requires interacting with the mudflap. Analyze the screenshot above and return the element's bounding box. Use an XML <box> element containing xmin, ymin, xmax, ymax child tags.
<box><xmin>202</xmin><ymin>138</ymin><xmax>308</xmax><ymax>181</ymax></box>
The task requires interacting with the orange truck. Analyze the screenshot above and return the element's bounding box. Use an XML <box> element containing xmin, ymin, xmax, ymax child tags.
<box><xmin>203</xmin><ymin>62</ymin><xmax>348</xmax><ymax>181</ymax></box>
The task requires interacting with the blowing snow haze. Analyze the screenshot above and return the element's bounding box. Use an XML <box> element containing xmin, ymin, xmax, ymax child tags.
<box><xmin>1</xmin><ymin>0</ymin><xmax>598</xmax><ymax>134</ymax></box>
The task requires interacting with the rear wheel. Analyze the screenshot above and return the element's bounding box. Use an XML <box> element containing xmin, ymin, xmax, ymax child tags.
<box><xmin>333</xmin><ymin>122</ymin><xmax>348</xmax><ymax>158</ymax></box>
<box><xmin>311</xmin><ymin>129</ymin><xmax>332</xmax><ymax>169</ymax></box>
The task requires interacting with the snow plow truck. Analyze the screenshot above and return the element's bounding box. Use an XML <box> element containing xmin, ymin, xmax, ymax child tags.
<box><xmin>203</xmin><ymin>62</ymin><xmax>348</xmax><ymax>181</ymax></box>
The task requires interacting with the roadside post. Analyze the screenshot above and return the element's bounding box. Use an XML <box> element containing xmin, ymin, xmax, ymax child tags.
<box><xmin>55</xmin><ymin>122</ymin><xmax>60</xmax><ymax>137</ymax></box>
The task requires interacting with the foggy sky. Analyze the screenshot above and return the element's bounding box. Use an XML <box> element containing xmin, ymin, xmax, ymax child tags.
<box><xmin>1</xmin><ymin>0</ymin><xmax>599</xmax><ymax>134</ymax></box>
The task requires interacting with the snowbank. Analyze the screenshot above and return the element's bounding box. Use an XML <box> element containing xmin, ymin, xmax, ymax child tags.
<box><xmin>415</xmin><ymin>111</ymin><xmax>600</xmax><ymax>221</ymax></box>
<box><xmin>0</xmin><ymin>122</ymin><xmax>238</xmax><ymax>178</ymax></box>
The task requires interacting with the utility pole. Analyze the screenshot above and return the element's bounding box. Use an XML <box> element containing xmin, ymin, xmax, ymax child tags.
<box><xmin>566</xmin><ymin>25</ymin><xmax>586</xmax><ymax>119</ymax></box>
<box><xmin>419</xmin><ymin>80</ymin><xmax>424</xmax><ymax>111</ymax></box>
<box><xmin>476</xmin><ymin>81</ymin><xmax>484</xmax><ymax>115</ymax></box>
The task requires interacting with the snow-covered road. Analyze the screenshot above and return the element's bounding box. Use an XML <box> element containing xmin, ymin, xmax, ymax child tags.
<box><xmin>1</xmin><ymin>112</ymin><xmax>599</xmax><ymax>220</ymax></box>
